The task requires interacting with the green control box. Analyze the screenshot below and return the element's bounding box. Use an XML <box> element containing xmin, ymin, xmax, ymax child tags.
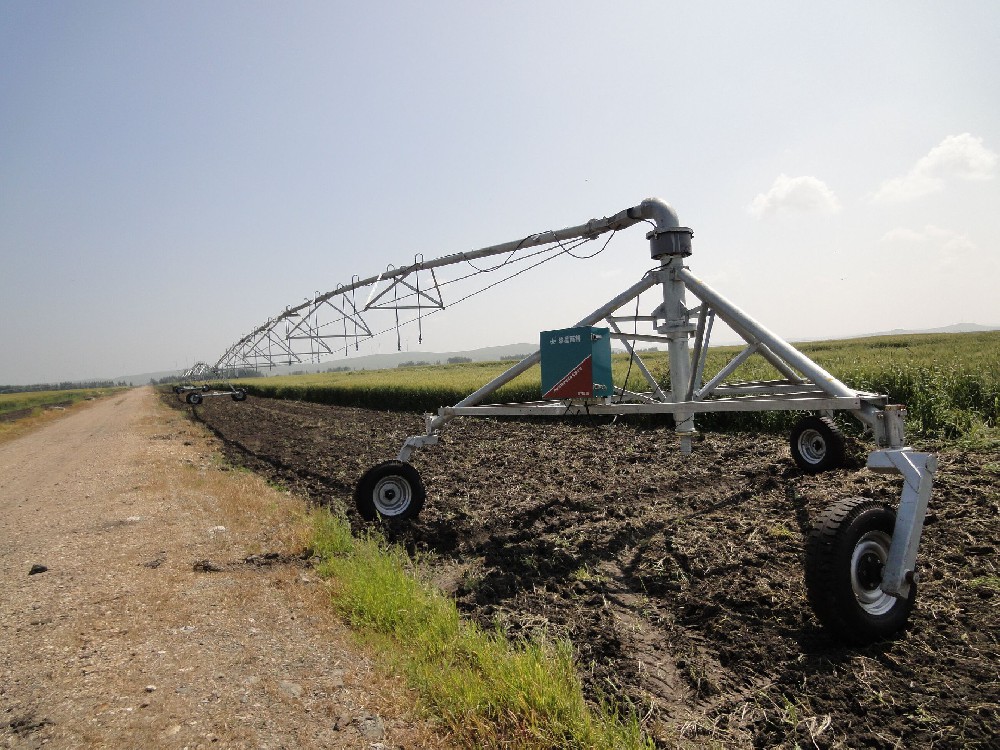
<box><xmin>540</xmin><ymin>326</ymin><xmax>613</xmax><ymax>400</ymax></box>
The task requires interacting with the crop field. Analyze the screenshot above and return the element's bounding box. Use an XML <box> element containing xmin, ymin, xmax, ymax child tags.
<box><xmin>236</xmin><ymin>331</ymin><xmax>1000</xmax><ymax>442</ymax></box>
<box><xmin>178</xmin><ymin>331</ymin><xmax>999</xmax><ymax>748</ymax></box>
<box><xmin>0</xmin><ymin>387</ymin><xmax>124</xmax><ymax>436</ymax></box>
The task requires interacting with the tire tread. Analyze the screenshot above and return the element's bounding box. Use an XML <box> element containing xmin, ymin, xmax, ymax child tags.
<box><xmin>354</xmin><ymin>460</ymin><xmax>426</xmax><ymax>521</ymax></box>
<box><xmin>805</xmin><ymin>497</ymin><xmax>915</xmax><ymax>645</ymax></box>
<box><xmin>790</xmin><ymin>415</ymin><xmax>846</xmax><ymax>473</ymax></box>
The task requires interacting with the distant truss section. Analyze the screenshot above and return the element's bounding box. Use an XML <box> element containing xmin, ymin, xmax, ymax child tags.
<box><xmin>182</xmin><ymin>362</ymin><xmax>220</xmax><ymax>381</ymax></box>
<box><xmin>213</xmin><ymin>203</ymin><xmax>661</xmax><ymax>372</ymax></box>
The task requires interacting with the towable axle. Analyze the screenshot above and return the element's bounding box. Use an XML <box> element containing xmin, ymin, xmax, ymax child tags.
<box><xmin>174</xmin><ymin>363</ymin><xmax>247</xmax><ymax>405</ymax></box>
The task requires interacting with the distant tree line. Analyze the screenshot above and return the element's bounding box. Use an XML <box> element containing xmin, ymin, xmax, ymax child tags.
<box><xmin>149</xmin><ymin>368</ymin><xmax>263</xmax><ymax>385</ymax></box>
<box><xmin>0</xmin><ymin>380</ymin><xmax>128</xmax><ymax>395</ymax></box>
<box><xmin>150</xmin><ymin>375</ymin><xmax>184</xmax><ymax>385</ymax></box>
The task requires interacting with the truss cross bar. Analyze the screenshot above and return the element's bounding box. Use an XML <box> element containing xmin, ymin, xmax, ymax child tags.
<box><xmin>609</xmin><ymin>315</ymin><xmax>659</xmax><ymax>322</ymax></box>
<box><xmin>608</xmin><ymin>332</ymin><xmax>678</xmax><ymax>346</ymax></box>
<box><xmin>606</xmin><ymin>318</ymin><xmax>666</xmax><ymax>400</ymax></box>
<box><xmin>711</xmin><ymin>381</ymin><xmax>836</xmax><ymax>397</ymax></box>
<box><xmin>364</xmin><ymin>271</ymin><xmax>445</xmax><ymax>312</ymax></box>
<box><xmin>245</xmin><ymin>330</ymin><xmax>300</xmax><ymax>367</ymax></box>
<box><xmin>439</xmin><ymin>393</ymin><xmax>866</xmax><ymax>418</ymax></box>
<box><xmin>399</xmin><ymin>270</ymin><xmax>664</xmax><ymax>458</ymax></box>
<box><xmin>680</xmin><ymin>269</ymin><xmax>855</xmax><ymax>401</ymax></box>
<box><xmin>613</xmin><ymin>388</ymin><xmax>661</xmax><ymax>404</ymax></box>
<box><xmin>285</xmin><ymin>303</ymin><xmax>372</xmax><ymax>341</ymax></box>
<box><xmin>687</xmin><ymin>307</ymin><xmax>715</xmax><ymax>400</ymax></box>
<box><xmin>697</xmin><ymin>343</ymin><xmax>758</xmax><ymax>400</ymax></box>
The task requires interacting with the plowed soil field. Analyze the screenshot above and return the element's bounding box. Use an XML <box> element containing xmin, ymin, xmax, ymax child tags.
<box><xmin>179</xmin><ymin>393</ymin><xmax>999</xmax><ymax>749</ymax></box>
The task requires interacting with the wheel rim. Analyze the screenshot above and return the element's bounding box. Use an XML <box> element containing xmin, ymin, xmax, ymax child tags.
<box><xmin>797</xmin><ymin>428</ymin><xmax>827</xmax><ymax>465</ymax></box>
<box><xmin>851</xmin><ymin>530</ymin><xmax>896</xmax><ymax>615</ymax></box>
<box><xmin>373</xmin><ymin>474</ymin><xmax>412</xmax><ymax>517</ymax></box>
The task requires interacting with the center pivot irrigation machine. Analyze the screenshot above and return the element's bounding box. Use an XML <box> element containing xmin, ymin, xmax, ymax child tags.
<box><xmin>173</xmin><ymin>362</ymin><xmax>246</xmax><ymax>404</ymax></box>
<box><xmin>213</xmin><ymin>197</ymin><xmax>936</xmax><ymax>643</ymax></box>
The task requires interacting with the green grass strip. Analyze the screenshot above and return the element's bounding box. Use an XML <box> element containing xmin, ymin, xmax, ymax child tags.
<box><xmin>0</xmin><ymin>387</ymin><xmax>124</xmax><ymax>417</ymax></box>
<box><xmin>310</xmin><ymin>511</ymin><xmax>653</xmax><ymax>749</ymax></box>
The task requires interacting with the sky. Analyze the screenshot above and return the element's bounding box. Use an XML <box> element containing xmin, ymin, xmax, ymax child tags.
<box><xmin>2</xmin><ymin>1</ymin><xmax>998</xmax><ymax>384</ymax></box>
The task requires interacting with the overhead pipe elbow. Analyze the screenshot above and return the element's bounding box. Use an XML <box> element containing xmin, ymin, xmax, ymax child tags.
<box><xmin>629</xmin><ymin>197</ymin><xmax>692</xmax><ymax>259</ymax></box>
<box><xmin>631</xmin><ymin>197</ymin><xmax>681</xmax><ymax>229</ymax></box>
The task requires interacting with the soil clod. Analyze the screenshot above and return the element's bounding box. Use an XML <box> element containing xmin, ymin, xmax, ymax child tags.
<box><xmin>193</xmin><ymin>559</ymin><xmax>226</xmax><ymax>572</ymax></box>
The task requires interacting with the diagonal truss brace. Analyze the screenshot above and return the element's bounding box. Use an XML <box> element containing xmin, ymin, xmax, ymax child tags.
<box><xmin>364</xmin><ymin>264</ymin><xmax>445</xmax><ymax>312</ymax></box>
<box><xmin>284</xmin><ymin>294</ymin><xmax>374</xmax><ymax>343</ymax></box>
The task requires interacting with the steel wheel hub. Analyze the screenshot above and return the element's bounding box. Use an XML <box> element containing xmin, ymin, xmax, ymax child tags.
<box><xmin>798</xmin><ymin>428</ymin><xmax>827</xmax><ymax>464</ymax></box>
<box><xmin>851</xmin><ymin>530</ymin><xmax>895</xmax><ymax>615</ymax></box>
<box><xmin>373</xmin><ymin>475</ymin><xmax>412</xmax><ymax>517</ymax></box>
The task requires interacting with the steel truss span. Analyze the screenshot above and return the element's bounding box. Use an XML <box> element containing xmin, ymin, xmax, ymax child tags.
<box><xmin>212</xmin><ymin>201</ymin><xmax>667</xmax><ymax>374</ymax></box>
<box><xmin>182</xmin><ymin>362</ymin><xmax>217</xmax><ymax>380</ymax></box>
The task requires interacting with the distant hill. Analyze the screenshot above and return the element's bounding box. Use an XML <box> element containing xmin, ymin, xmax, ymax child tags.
<box><xmin>853</xmin><ymin>323</ymin><xmax>1000</xmax><ymax>338</ymax></box>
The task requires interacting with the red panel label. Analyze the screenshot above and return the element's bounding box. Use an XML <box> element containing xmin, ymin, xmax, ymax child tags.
<box><xmin>542</xmin><ymin>356</ymin><xmax>594</xmax><ymax>399</ymax></box>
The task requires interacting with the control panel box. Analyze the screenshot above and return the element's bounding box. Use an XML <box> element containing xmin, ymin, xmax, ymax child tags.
<box><xmin>540</xmin><ymin>326</ymin><xmax>613</xmax><ymax>400</ymax></box>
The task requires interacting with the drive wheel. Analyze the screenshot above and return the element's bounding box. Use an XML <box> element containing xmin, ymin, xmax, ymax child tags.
<box><xmin>231</xmin><ymin>389</ymin><xmax>246</xmax><ymax>401</ymax></box>
<box><xmin>790</xmin><ymin>415</ymin><xmax>845</xmax><ymax>473</ymax></box>
<box><xmin>355</xmin><ymin>461</ymin><xmax>425</xmax><ymax>521</ymax></box>
<box><xmin>186</xmin><ymin>392</ymin><xmax>203</xmax><ymax>405</ymax></box>
<box><xmin>805</xmin><ymin>497</ymin><xmax>915</xmax><ymax>644</ymax></box>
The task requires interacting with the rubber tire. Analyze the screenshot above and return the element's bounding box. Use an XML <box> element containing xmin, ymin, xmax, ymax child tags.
<box><xmin>231</xmin><ymin>389</ymin><xmax>246</xmax><ymax>402</ymax></box>
<box><xmin>790</xmin><ymin>415</ymin><xmax>846</xmax><ymax>473</ymax></box>
<box><xmin>355</xmin><ymin>461</ymin><xmax>426</xmax><ymax>521</ymax></box>
<box><xmin>805</xmin><ymin>497</ymin><xmax>916</xmax><ymax>645</ymax></box>
<box><xmin>186</xmin><ymin>392</ymin><xmax>203</xmax><ymax>405</ymax></box>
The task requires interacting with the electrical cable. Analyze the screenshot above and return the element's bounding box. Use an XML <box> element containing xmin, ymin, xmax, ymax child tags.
<box><xmin>566</xmin><ymin>229</ymin><xmax>617</xmax><ymax>259</ymax></box>
<box><xmin>461</xmin><ymin>233</ymin><xmax>535</xmax><ymax>273</ymax></box>
<box><xmin>617</xmin><ymin>274</ymin><xmax>647</xmax><ymax>404</ymax></box>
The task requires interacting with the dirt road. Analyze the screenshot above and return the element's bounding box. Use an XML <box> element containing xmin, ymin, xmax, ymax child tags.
<box><xmin>0</xmin><ymin>387</ymin><xmax>447</xmax><ymax>749</ymax></box>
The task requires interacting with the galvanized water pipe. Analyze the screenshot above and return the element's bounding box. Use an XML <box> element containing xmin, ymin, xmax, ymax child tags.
<box><xmin>639</xmin><ymin>199</ymin><xmax>697</xmax><ymax>451</ymax></box>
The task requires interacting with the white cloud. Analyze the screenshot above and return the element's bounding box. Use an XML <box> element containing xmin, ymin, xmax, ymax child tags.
<box><xmin>880</xmin><ymin>227</ymin><xmax>926</xmax><ymax>244</ymax></box>
<box><xmin>871</xmin><ymin>133</ymin><xmax>997</xmax><ymax>203</ymax></box>
<box><xmin>747</xmin><ymin>174</ymin><xmax>841</xmax><ymax>218</ymax></box>
<box><xmin>880</xmin><ymin>224</ymin><xmax>979</xmax><ymax>265</ymax></box>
